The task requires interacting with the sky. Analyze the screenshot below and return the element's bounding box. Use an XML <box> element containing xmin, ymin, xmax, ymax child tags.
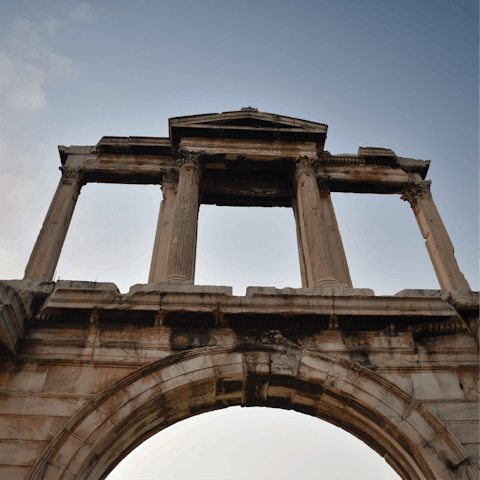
<box><xmin>0</xmin><ymin>1</ymin><xmax>477</xmax><ymax>479</ymax></box>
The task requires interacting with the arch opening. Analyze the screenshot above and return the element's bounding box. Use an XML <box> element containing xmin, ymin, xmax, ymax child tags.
<box><xmin>28</xmin><ymin>346</ymin><xmax>471</xmax><ymax>480</ymax></box>
<box><xmin>106</xmin><ymin>406</ymin><xmax>402</xmax><ymax>479</ymax></box>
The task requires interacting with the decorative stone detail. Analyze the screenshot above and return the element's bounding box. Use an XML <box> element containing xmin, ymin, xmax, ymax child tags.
<box><xmin>59</xmin><ymin>166</ymin><xmax>84</xmax><ymax>185</ymax></box>
<box><xmin>295</xmin><ymin>156</ymin><xmax>315</xmax><ymax>177</ymax></box>
<box><xmin>401</xmin><ymin>179</ymin><xmax>432</xmax><ymax>205</ymax></box>
<box><xmin>177</xmin><ymin>150</ymin><xmax>203</xmax><ymax>168</ymax></box>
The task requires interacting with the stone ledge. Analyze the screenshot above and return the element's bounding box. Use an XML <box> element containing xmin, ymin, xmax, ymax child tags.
<box><xmin>129</xmin><ymin>283</ymin><xmax>232</xmax><ymax>295</ymax></box>
<box><xmin>395</xmin><ymin>289</ymin><xmax>479</xmax><ymax>311</ymax></box>
<box><xmin>246</xmin><ymin>286</ymin><xmax>375</xmax><ymax>296</ymax></box>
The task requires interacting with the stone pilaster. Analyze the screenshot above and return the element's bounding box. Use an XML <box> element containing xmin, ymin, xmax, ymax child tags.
<box><xmin>164</xmin><ymin>151</ymin><xmax>202</xmax><ymax>284</ymax></box>
<box><xmin>24</xmin><ymin>166</ymin><xmax>84</xmax><ymax>281</ymax></box>
<box><xmin>401</xmin><ymin>180</ymin><xmax>470</xmax><ymax>291</ymax></box>
<box><xmin>294</xmin><ymin>157</ymin><xmax>352</xmax><ymax>287</ymax></box>
<box><xmin>148</xmin><ymin>169</ymin><xmax>179</xmax><ymax>283</ymax></box>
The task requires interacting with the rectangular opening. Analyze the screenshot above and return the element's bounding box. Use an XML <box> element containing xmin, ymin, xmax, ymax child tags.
<box><xmin>56</xmin><ymin>183</ymin><xmax>161</xmax><ymax>293</ymax></box>
<box><xmin>195</xmin><ymin>205</ymin><xmax>302</xmax><ymax>295</ymax></box>
<box><xmin>331</xmin><ymin>192</ymin><xmax>439</xmax><ymax>295</ymax></box>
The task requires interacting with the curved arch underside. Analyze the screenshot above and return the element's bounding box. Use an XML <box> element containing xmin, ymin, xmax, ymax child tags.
<box><xmin>28</xmin><ymin>345</ymin><xmax>475</xmax><ymax>480</ymax></box>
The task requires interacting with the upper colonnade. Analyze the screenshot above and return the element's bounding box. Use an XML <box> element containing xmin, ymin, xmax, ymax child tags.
<box><xmin>23</xmin><ymin>108</ymin><xmax>470</xmax><ymax>292</ymax></box>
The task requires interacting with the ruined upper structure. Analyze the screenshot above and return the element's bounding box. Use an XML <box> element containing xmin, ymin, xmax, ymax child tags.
<box><xmin>1</xmin><ymin>110</ymin><xmax>477</xmax><ymax>480</ymax></box>
<box><xmin>24</xmin><ymin>108</ymin><xmax>470</xmax><ymax>292</ymax></box>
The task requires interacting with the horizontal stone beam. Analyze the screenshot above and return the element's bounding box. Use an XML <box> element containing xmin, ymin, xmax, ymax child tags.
<box><xmin>35</xmin><ymin>284</ymin><xmax>465</xmax><ymax>334</ymax></box>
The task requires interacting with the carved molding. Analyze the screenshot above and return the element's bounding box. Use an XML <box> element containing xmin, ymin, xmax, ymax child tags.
<box><xmin>401</xmin><ymin>180</ymin><xmax>432</xmax><ymax>205</ymax></box>
<box><xmin>177</xmin><ymin>150</ymin><xmax>203</xmax><ymax>168</ymax></box>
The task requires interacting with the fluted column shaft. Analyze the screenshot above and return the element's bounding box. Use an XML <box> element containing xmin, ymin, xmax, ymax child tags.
<box><xmin>402</xmin><ymin>180</ymin><xmax>470</xmax><ymax>291</ymax></box>
<box><xmin>165</xmin><ymin>152</ymin><xmax>202</xmax><ymax>283</ymax></box>
<box><xmin>148</xmin><ymin>169</ymin><xmax>178</xmax><ymax>283</ymax></box>
<box><xmin>24</xmin><ymin>166</ymin><xmax>84</xmax><ymax>281</ymax></box>
<box><xmin>295</xmin><ymin>158</ymin><xmax>352</xmax><ymax>287</ymax></box>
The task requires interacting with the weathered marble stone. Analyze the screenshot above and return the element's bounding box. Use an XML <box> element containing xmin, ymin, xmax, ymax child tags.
<box><xmin>1</xmin><ymin>110</ymin><xmax>477</xmax><ymax>480</ymax></box>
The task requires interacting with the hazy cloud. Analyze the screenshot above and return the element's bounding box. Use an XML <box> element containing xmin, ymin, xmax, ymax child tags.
<box><xmin>0</xmin><ymin>5</ymin><xmax>92</xmax><ymax>278</ymax></box>
<box><xmin>69</xmin><ymin>3</ymin><xmax>98</xmax><ymax>23</ymax></box>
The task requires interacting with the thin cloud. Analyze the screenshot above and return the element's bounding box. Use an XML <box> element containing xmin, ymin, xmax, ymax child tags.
<box><xmin>69</xmin><ymin>3</ymin><xmax>98</xmax><ymax>23</ymax></box>
<box><xmin>0</xmin><ymin>7</ymin><xmax>88</xmax><ymax>279</ymax></box>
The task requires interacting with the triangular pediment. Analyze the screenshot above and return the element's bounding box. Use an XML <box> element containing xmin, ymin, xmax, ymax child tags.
<box><xmin>170</xmin><ymin>110</ymin><xmax>328</xmax><ymax>133</ymax></box>
<box><xmin>169</xmin><ymin>109</ymin><xmax>328</xmax><ymax>148</ymax></box>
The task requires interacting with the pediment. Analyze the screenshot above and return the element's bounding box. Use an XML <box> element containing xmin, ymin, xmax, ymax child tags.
<box><xmin>170</xmin><ymin>110</ymin><xmax>327</xmax><ymax>132</ymax></box>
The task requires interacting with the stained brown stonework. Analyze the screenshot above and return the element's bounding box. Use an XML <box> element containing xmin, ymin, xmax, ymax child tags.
<box><xmin>1</xmin><ymin>110</ymin><xmax>477</xmax><ymax>480</ymax></box>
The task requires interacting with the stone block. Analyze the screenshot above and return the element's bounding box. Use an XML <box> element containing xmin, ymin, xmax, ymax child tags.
<box><xmin>0</xmin><ymin>440</ymin><xmax>47</xmax><ymax>466</ymax></box>
<box><xmin>71</xmin><ymin>408</ymin><xmax>107</xmax><ymax>442</ymax></box>
<box><xmin>43</xmin><ymin>365</ymin><xmax>134</xmax><ymax>396</ymax></box>
<box><xmin>129</xmin><ymin>283</ymin><xmax>232</xmax><ymax>295</ymax></box>
<box><xmin>0</xmin><ymin>466</ymin><xmax>32</xmax><ymax>480</ymax></box>
<box><xmin>50</xmin><ymin>433</ymin><xmax>83</xmax><ymax>470</ymax></box>
<box><xmin>270</xmin><ymin>349</ymin><xmax>301</xmax><ymax>377</ymax></box>
<box><xmin>26</xmin><ymin>395</ymin><xmax>90</xmax><ymax>417</ymax></box>
<box><xmin>243</xmin><ymin>350</ymin><xmax>271</xmax><ymax>375</ymax></box>
<box><xmin>84</xmin><ymin>418</ymin><xmax>115</xmax><ymax>447</ymax></box>
<box><xmin>0</xmin><ymin>416</ymin><xmax>21</xmax><ymax>439</ymax></box>
<box><xmin>428</xmin><ymin>401</ymin><xmax>480</xmax><ymax>422</ymax></box>
<box><xmin>18</xmin><ymin>416</ymin><xmax>68</xmax><ymax>441</ymax></box>
<box><xmin>64</xmin><ymin>441</ymin><xmax>92</xmax><ymax>474</ymax></box>
<box><xmin>123</xmin><ymin>372</ymin><xmax>162</xmax><ymax>400</ymax></box>
<box><xmin>0</xmin><ymin>395</ymin><xmax>30</xmax><ymax>416</ymax></box>
<box><xmin>95</xmin><ymin>389</ymin><xmax>130</xmax><ymax>419</ymax></box>
<box><xmin>1</xmin><ymin>363</ymin><xmax>50</xmax><ymax>393</ymax></box>
<box><xmin>445</xmin><ymin>421</ymin><xmax>479</xmax><ymax>445</ymax></box>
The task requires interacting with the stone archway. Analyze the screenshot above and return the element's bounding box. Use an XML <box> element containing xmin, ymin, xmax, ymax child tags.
<box><xmin>27</xmin><ymin>345</ymin><xmax>473</xmax><ymax>480</ymax></box>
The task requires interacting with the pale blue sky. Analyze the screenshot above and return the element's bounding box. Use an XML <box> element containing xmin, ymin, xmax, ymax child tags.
<box><xmin>0</xmin><ymin>1</ymin><xmax>477</xmax><ymax>478</ymax></box>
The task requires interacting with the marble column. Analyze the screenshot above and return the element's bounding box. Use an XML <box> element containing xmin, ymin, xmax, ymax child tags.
<box><xmin>165</xmin><ymin>151</ymin><xmax>202</xmax><ymax>284</ymax></box>
<box><xmin>402</xmin><ymin>180</ymin><xmax>470</xmax><ymax>291</ymax></box>
<box><xmin>24</xmin><ymin>166</ymin><xmax>84</xmax><ymax>281</ymax></box>
<box><xmin>148</xmin><ymin>169</ymin><xmax>179</xmax><ymax>283</ymax></box>
<box><xmin>295</xmin><ymin>157</ymin><xmax>352</xmax><ymax>287</ymax></box>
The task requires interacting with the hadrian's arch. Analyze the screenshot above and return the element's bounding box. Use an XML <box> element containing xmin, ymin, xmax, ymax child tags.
<box><xmin>0</xmin><ymin>108</ymin><xmax>478</xmax><ymax>480</ymax></box>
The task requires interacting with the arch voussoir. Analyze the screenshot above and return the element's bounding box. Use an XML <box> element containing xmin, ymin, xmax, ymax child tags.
<box><xmin>26</xmin><ymin>345</ymin><xmax>474</xmax><ymax>480</ymax></box>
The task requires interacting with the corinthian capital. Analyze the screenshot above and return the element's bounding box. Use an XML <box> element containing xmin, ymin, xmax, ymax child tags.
<box><xmin>401</xmin><ymin>180</ymin><xmax>432</xmax><ymax>205</ymax></box>
<box><xmin>295</xmin><ymin>156</ymin><xmax>315</xmax><ymax>178</ymax></box>
<box><xmin>59</xmin><ymin>166</ymin><xmax>84</xmax><ymax>185</ymax></box>
<box><xmin>177</xmin><ymin>150</ymin><xmax>203</xmax><ymax>168</ymax></box>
